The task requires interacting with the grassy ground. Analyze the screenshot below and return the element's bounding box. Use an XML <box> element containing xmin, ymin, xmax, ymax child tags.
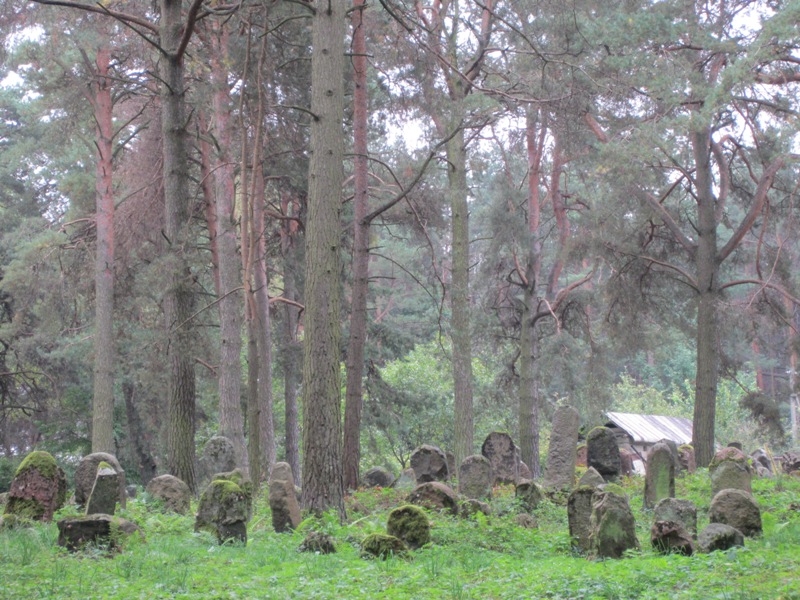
<box><xmin>1</xmin><ymin>471</ymin><xmax>799</xmax><ymax>599</ymax></box>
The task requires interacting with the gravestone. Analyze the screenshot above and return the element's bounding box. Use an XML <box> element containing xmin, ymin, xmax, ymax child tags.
<box><xmin>656</xmin><ymin>438</ymin><xmax>681</xmax><ymax>472</ymax></box>
<box><xmin>361</xmin><ymin>534</ymin><xmax>408</xmax><ymax>559</ymax></box>
<box><xmin>4</xmin><ymin>451</ymin><xmax>67</xmax><ymax>522</ymax></box>
<box><xmin>678</xmin><ymin>445</ymin><xmax>696</xmax><ymax>473</ymax></box>
<box><xmin>578</xmin><ymin>467</ymin><xmax>606</xmax><ymax>488</ymax></box>
<box><xmin>653</xmin><ymin>497</ymin><xmax>697</xmax><ymax>538</ymax></box>
<box><xmin>651</xmin><ymin>520</ymin><xmax>694</xmax><ymax>555</ymax></box>
<box><xmin>195</xmin><ymin>479</ymin><xmax>250</xmax><ymax>544</ymax></box>
<box><xmin>145</xmin><ymin>474</ymin><xmax>191</xmax><ymax>514</ymax></box>
<box><xmin>586</xmin><ymin>427</ymin><xmax>621</xmax><ymax>482</ymax></box>
<box><xmin>74</xmin><ymin>452</ymin><xmax>126</xmax><ymax>510</ymax></box>
<box><xmin>458</xmin><ymin>454</ymin><xmax>493</xmax><ymax>500</ymax></box>
<box><xmin>269</xmin><ymin>461</ymin><xmax>301</xmax><ymax>533</ymax></box>
<box><xmin>515</xmin><ymin>480</ymin><xmax>544</xmax><ymax>513</ymax></box>
<box><xmin>619</xmin><ymin>448</ymin><xmax>635</xmax><ymax>477</ymax></box>
<box><xmin>57</xmin><ymin>514</ymin><xmax>142</xmax><ymax>552</ymax></box>
<box><xmin>86</xmin><ymin>464</ymin><xmax>120</xmax><ymax>516</ymax></box>
<box><xmin>644</xmin><ymin>442</ymin><xmax>675</xmax><ymax>508</ymax></box>
<box><xmin>410</xmin><ymin>445</ymin><xmax>449</xmax><ymax>484</ymax></box>
<box><xmin>363</xmin><ymin>467</ymin><xmax>395</xmax><ymax>488</ymax></box>
<box><xmin>387</xmin><ymin>504</ymin><xmax>430</xmax><ymax>549</ymax></box>
<box><xmin>392</xmin><ymin>468</ymin><xmax>417</xmax><ymax>490</ymax></box>
<box><xmin>298</xmin><ymin>531</ymin><xmax>336</xmax><ymax>554</ymax></box>
<box><xmin>589</xmin><ymin>487</ymin><xmax>639</xmax><ymax>559</ymax></box>
<box><xmin>481</xmin><ymin>432</ymin><xmax>519</xmax><ymax>485</ymax></box>
<box><xmin>709</xmin><ymin>447</ymin><xmax>752</xmax><ymax>496</ymax></box>
<box><xmin>542</xmin><ymin>406</ymin><xmax>580</xmax><ymax>491</ymax></box>
<box><xmin>709</xmin><ymin>489</ymin><xmax>762</xmax><ymax>537</ymax></box>
<box><xmin>567</xmin><ymin>486</ymin><xmax>596</xmax><ymax>553</ymax></box>
<box><xmin>199</xmin><ymin>436</ymin><xmax>237</xmax><ymax>487</ymax></box>
<box><xmin>407</xmin><ymin>481</ymin><xmax>459</xmax><ymax>515</ymax></box>
<box><xmin>697</xmin><ymin>523</ymin><xmax>744</xmax><ymax>553</ymax></box>
<box><xmin>576</xmin><ymin>444</ymin><xmax>587</xmax><ymax>468</ymax></box>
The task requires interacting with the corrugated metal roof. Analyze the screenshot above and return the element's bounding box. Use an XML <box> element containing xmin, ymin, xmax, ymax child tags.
<box><xmin>605</xmin><ymin>412</ymin><xmax>693</xmax><ymax>445</ymax></box>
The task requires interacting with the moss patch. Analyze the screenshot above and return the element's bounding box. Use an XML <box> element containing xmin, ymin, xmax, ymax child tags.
<box><xmin>361</xmin><ymin>534</ymin><xmax>408</xmax><ymax>560</ymax></box>
<box><xmin>16</xmin><ymin>451</ymin><xmax>59</xmax><ymax>480</ymax></box>
<box><xmin>387</xmin><ymin>505</ymin><xmax>430</xmax><ymax>549</ymax></box>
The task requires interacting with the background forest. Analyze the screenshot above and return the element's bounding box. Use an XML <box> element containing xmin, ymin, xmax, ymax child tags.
<box><xmin>1</xmin><ymin>0</ymin><xmax>799</xmax><ymax>509</ymax></box>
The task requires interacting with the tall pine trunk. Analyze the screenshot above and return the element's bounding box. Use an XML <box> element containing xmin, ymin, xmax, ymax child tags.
<box><xmin>342</xmin><ymin>0</ymin><xmax>370</xmax><ymax>491</ymax></box>
<box><xmin>302</xmin><ymin>0</ymin><xmax>346</xmax><ymax>515</ymax></box>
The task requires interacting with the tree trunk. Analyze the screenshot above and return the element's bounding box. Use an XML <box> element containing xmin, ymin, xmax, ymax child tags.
<box><xmin>448</xmin><ymin>124</ymin><xmax>474</xmax><ymax>471</ymax></box>
<box><xmin>122</xmin><ymin>381</ymin><xmax>158</xmax><ymax>485</ymax></box>
<box><xmin>342</xmin><ymin>0</ymin><xmax>369</xmax><ymax>491</ymax></box>
<box><xmin>209</xmin><ymin>24</ymin><xmax>246</xmax><ymax>470</ymax></box>
<box><xmin>691</xmin><ymin>128</ymin><xmax>719</xmax><ymax>469</ymax></box>
<box><xmin>302</xmin><ymin>0</ymin><xmax>346</xmax><ymax>516</ymax></box>
<box><xmin>281</xmin><ymin>205</ymin><xmax>302</xmax><ymax>483</ymax></box>
<box><xmin>161</xmin><ymin>0</ymin><xmax>197</xmax><ymax>493</ymax></box>
<box><xmin>91</xmin><ymin>39</ymin><xmax>115</xmax><ymax>455</ymax></box>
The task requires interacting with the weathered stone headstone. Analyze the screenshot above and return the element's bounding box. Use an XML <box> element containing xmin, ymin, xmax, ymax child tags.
<box><xmin>651</xmin><ymin>520</ymin><xmax>694</xmax><ymax>555</ymax></box>
<box><xmin>3</xmin><ymin>451</ymin><xmax>67</xmax><ymax>522</ymax></box>
<box><xmin>697</xmin><ymin>523</ymin><xmax>744</xmax><ymax>553</ymax></box>
<box><xmin>578</xmin><ymin>467</ymin><xmax>606</xmax><ymax>488</ymax></box>
<box><xmin>199</xmin><ymin>436</ymin><xmax>237</xmax><ymax>487</ymax></box>
<box><xmin>458</xmin><ymin>454</ymin><xmax>493</xmax><ymax>500</ymax></box>
<box><xmin>589</xmin><ymin>487</ymin><xmax>639</xmax><ymax>559</ymax></box>
<box><xmin>361</xmin><ymin>534</ymin><xmax>408</xmax><ymax>559</ymax></box>
<box><xmin>410</xmin><ymin>444</ymin><xmax>449</xmax><ymax>484</ymax></box>
<box><xmin>481</xmin><ymin>432</ymin><xmax>519</xmax><ymax>485</ymax></box>
<box><xmin>363</xmin><ymin>467</ymin><xmax>395</xmax><ymax>488</ymax></box>
<box><xmin>515</xmin><ymin>479</ymin><xmax>544</xmax><ymax>513</ymax></box>
<box><xmin>195</xmin><ymin>479</ymin><xmax>250</xmax><ymax>544</ymax></box>
<box><xmin>678</xmin><ymin>445</ymin><xmax>696</xmax><ymax>473</ymax></box>
<box><xmin>145</xmin><ymin>474</ymin><xmax>191</xmax><ymax>514</ymax></box>
<box><xmin>576</xmin><ymin>444</ymin><xmax>587</xmax><ymax>468</ymax></box>
<box><xmin>709</xmin><ymin>489</ymin><xmax>762</xmax><ymax>537</ymax></box>
<box><xmin>57</xmin><ymin>514</ymin><xmax>142</xmax><ymax>552</ymax></box>
<box><xmin>656</xmin><ymin>438</ymin><xmax>681</xmax><ymax>472</ymax></box>
<box><xmin>567</xmin><ymin>486</ymin><xmax>596</xmax><ymax>553</ymax></box>
<box><xmin>653</xmin><ymin>498</ymin><xmax>697</xmax><ymax>538</ymax></box>
<box><xmin>543</xmin><ymin>406</ymin><xmax>580</xmax><ymax>491</ymax></box>
<box><xmin>709</xmin><ymin>447</ymin><xmax>752</xmax><ymax>496</ymax></box>
<box><xmin>387</xmin><ymin>504</ymin><xmax>430</xmax><ymax>549</ymax></box>
<box><xmin>586</xmin><ymin>427</ymin><xmax>621</xmax><ymax>482</ymax></box>
<box><xmin>644</xmin><ymin>442</ymin><xmax>675</xmax><ymax>508</ymax></box>
<box><xmin>74</xmin><ymin>452</ymin><xmax>126</xmax><ymax>510</ymax></box>
<box><xmin>126</xmin><ymin>485</ymin><xmax>138</xmax><ymax>499</ymax></box>
<box><xmin>618</xmin><ymin>448</ymin><xmax>634</xmax><ymax>477</ymax></box>
<box><xmin>392</xmin><ymin>468</ymin><xmax>417</xmax><ymax>490</ymax></box>
<box><xmin>407</xmin><ymin>481</ymin><xmax>458</xmax><ymax>515</ymax></box>
<box><xmin>298</xmin><ymin>531</ymin><xmax>336</xmax><ymax>554</ymax></box>
<box><xmin>460</xmin><ymin>499</ymin><xmax>491</xmax><ymax>518</ymax></box>
<box><xmin>86</xmin><ymin>464</ymin><xmax>120</xmax><ymax>516</ymax></box>
<box><xmin>269</xmin><ymin>461</ymin><xmax>301</xmax><ymax>533</ymax></box>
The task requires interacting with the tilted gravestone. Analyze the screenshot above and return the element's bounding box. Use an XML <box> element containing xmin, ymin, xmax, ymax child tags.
<box><xmin>542</xmin><ymin>406</ymin><xmax>580</xmax><ymax>492</ymax></box>
<box><xmin>86</xmin><ymin>463</ymin><xmax>120</xmax><ymax>516</ymax></box>
<box><xmin>481</xmin><ymin>432</ymin><xmax>519</xmax><ymax>485</ymax></box>
<box><xmin>644</xmin><ymin>442</ymin><xmax>675</xmax><ymax>508</ymax></box>
<box><xmin>269</xmin><ymin>461</ymin><xmax>301</xmax><ymax>533</ymax></box>
<box><xmin>195</xmin><ymin>479</ymin><xmax>250</xmax><ymax>544</ymax></box>
<box><xmin>589</xmin><ymin>486</ymin><xmax>639</xmax><ymax>559</ymax></box>
<box><xmin>458</xmin><ymin>454</ymin><xmax>493</xmax><ymax>500</ymax></box>
<box><xmin>697</xmin><ymin>523</ymin><xmax>744</xmax><ymax>553</ymax></box>
<box><xmin>74</xmin><ymin>452</ymin><xmax>126</xmax><ymax>510</ymax></box>
<box><xmin>586</xmin><ymin>427</ymin><xmax>621</xmax><ymax>482</ymax></box>
<box><xmin>567</xmin><ymin>486</ymin><xmax>596</xmax><ymax>553</ymax></box>
<box><xmin>410</xmin><ymin>445</ymin><xmax>449</xmax><ymax>484</ymax></box>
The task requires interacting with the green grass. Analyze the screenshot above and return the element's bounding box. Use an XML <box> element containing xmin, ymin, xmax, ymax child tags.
<box><xmin>1</xmin><ymin>473</ymin><xmax>799</xmax><ymax>599</ymax></box>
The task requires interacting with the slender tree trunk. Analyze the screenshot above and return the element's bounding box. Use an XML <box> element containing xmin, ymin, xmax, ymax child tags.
<box><xmin>92</xmin><ymin>39</ymin><xmax>116</xmax><ymax>454</ymax></box>
<box><xmin>161</xmin><ymin>0</ymin><xmax>197</xmax><ymax>492</ymax></box>
<box><xmin>122</xmin><ymin>381</ymin><xmax>158</xmax><ymax>485</ymax></box>
<box><xmin>209</xmin><ymin>24</ymin><xmax>247</xmax><ymax>470</ymax></box>
<box><xmin>691</xmin><ymin>128</ymin><xmax>719</xmax><ymax>469</ymax></box>
<box><xmin>448</xmin><ymin>123</ymin><xmax>474</xmax><ymax>471</ymax></box>
<box><xmin>302</xmin><ymin>0</ymin><xmax>347</xmax><ymax>516</ymax></box>
<box><xmin>281</xmin><ymin>202</ymin><xmax>302</xmax><ymax>482</ymax></box>
<box><xmin>342</xmin><ymin>0</ymin><xmax>369</xmax><ymax>491</ymax></box>
<box><xmin>246</xmin><ymin>299</ymin><xmax>261</xmax><ymax>484</ymax></box>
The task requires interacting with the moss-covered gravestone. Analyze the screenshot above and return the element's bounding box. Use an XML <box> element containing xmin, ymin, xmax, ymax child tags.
<box><xmin>74</xmin><ymin>452</ymin><xmax>126</xmax><ymax>510</ymax></box>
<box><xmin>588</xmin><ymin>486</ymin><xmax>640</xmax><ymax>559</ymax></box>
<box><xmin>644</xmin><ymin>442</ymin><xmax>675</xmax><ymax>508</ymax></box>
<box><xmin>361</xmin><ymin>534</ymin><xmax>408</xmax><ymax>560</ymax></box>
<box><xmin>587</xmin><ymin>426</ymin><xmax>621</xmax><ymax>482</ymax></box>
<box><xmin>387</xmin><ymin>504</ymin><xmax>430</xmax><ymax>549</ymax></box>
<box><xmin>86</xmin><ymin>462</ymin><xmax>120</xmax><ymax>516</ymax></box>
<box><xmin>567</xmin><ymin>486</ymin><xmax>596</xmax><ymax>553</ymax></box>
<box><xmin>195</xmin><ymin>479</ymin><xmax>250</xmax><ymax>544</ymax></box>
<box><xmin>3</xmin><ymin>451</ymin><xmax>66</xmax><ymax>522</ymax></box>
<box><xmin>515</xmin><ymin>479</ymin><xmax>544</xmax><ymax>513</ymax></box>
<box><xmin>697</xmin><ymin>523</ymin><xmax>744</xmax><ymax>553</ymax></box>
<box><xmin>57</xmin><ymin>514</ymin><xmax>142</xmax><ymax>552</ymax></box>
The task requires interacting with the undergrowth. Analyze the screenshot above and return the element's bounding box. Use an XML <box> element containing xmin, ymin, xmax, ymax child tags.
<box><xmin>1</xmin><ymin>473</ymin><xmax>799</xmax><ymax>599</ymax></box>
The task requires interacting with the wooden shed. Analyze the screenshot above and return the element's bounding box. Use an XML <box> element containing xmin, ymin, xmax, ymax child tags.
<box><xmin>604</xmin><ymin>411</ymin><xmax>693</xmax><ymax>474</ymax></box>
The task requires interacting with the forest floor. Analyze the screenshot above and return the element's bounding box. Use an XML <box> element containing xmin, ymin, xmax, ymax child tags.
<box><xmin>1</xmin><ymin>470</ymin><xmax>799</xmax><ymax>599</ymax></box>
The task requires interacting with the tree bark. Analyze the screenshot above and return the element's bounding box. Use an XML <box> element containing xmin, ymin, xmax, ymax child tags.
<box><xmin>91</xmin><ymin>38</ymin><xmax>116</xmax><ymax>455</ymax></box>
<box><xmin>122</xmin><ymin>380</ymin><xmax>157</xmax><ymax>485</ymax></box>
<box><xmin>161</xmin><ymin>0</ymin><xmax>197</xmax><ymax>493</ymax></box>
<box><xmin>302</xmin><ymin>0</ymin><xmax>347</xmax><ymax>516</ymax></box>
<box><xmin>342</xmin><ymin>0</ymin><xmax>369</xmax><ymax>491</ymax></box>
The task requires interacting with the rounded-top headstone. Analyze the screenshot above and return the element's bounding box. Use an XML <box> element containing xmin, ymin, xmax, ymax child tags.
<box><xmin>269</xmin><ymin>462</ymin><xmax>296</xmax><ymax>485</ymax></box>
<box><xmin>458</xmin><ymin>454</ymin><xmax>493</xmax><ymax>500</ymax></box>
<box><xmin>481</xmin><ymin>432</ymin><xmax>519</xmax><ymax>485</ymax></box>
<box><xmin>709</xmin><ymin>447</ymin><xmax>752</xmax><ymax>496</ymax></box>
<box><xmin>199</xmin><ymin>436</ymin><xmax>237</xmax><ymax>486</ymax></box>
<box><xmin>145</xmin><ymin>474</ymin><xmax>191</xmax><ymax>514</ymax></box>
<box><xmin>586</xmin><ymin>427</ymin><xmax>621</xmax><ymax>481</ymax></box>
<box><xmin>363</xmin><ymin>467</ymin><xmax>395</xmax><ymax>488</ymax></box>
<box><xmin>697</xmin><ymin>523</ymin><xmax>744</xmax><ymax>553</ymax></box>
<box><xmin>74</xmin><ymin>452</ymin><xmax>126</xmax><ymax>509</ymax></box>
<box><xmin>410</xmin><ymin>445</ymin><xmax>449</xmax><ymax>484</ymax></box>
<box><xmin>589</xmin><ymin>486</ymin><xmax>639</xmax><ymax>559</ymax></box>
<box><xmin>709</xmin><ymin>488</ymin><xmax>762</xmax><ymax>537</ymax></box>
<box><xmin>543</xmin><ymin>406</ymin><xmax>580</xmax><ymax>491</ymax></box>
<box><xmin>4</xmin><ymin>451</ymin><xmax>67</xmax><ymax>522</ymax></box>
<box><xmin>644</xmin><ymin>442</ymin><xmax>675</xmax><ymax>508</ymax></box>
<box><xmin>653</xmin><ymin>497</ymin><xmax>697</xmax><ymax>538</ymax></box>
<box><xmin>407</xmin><ymin>481</ymin><xmax>459</xmax><ymax>515</ymax></box>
